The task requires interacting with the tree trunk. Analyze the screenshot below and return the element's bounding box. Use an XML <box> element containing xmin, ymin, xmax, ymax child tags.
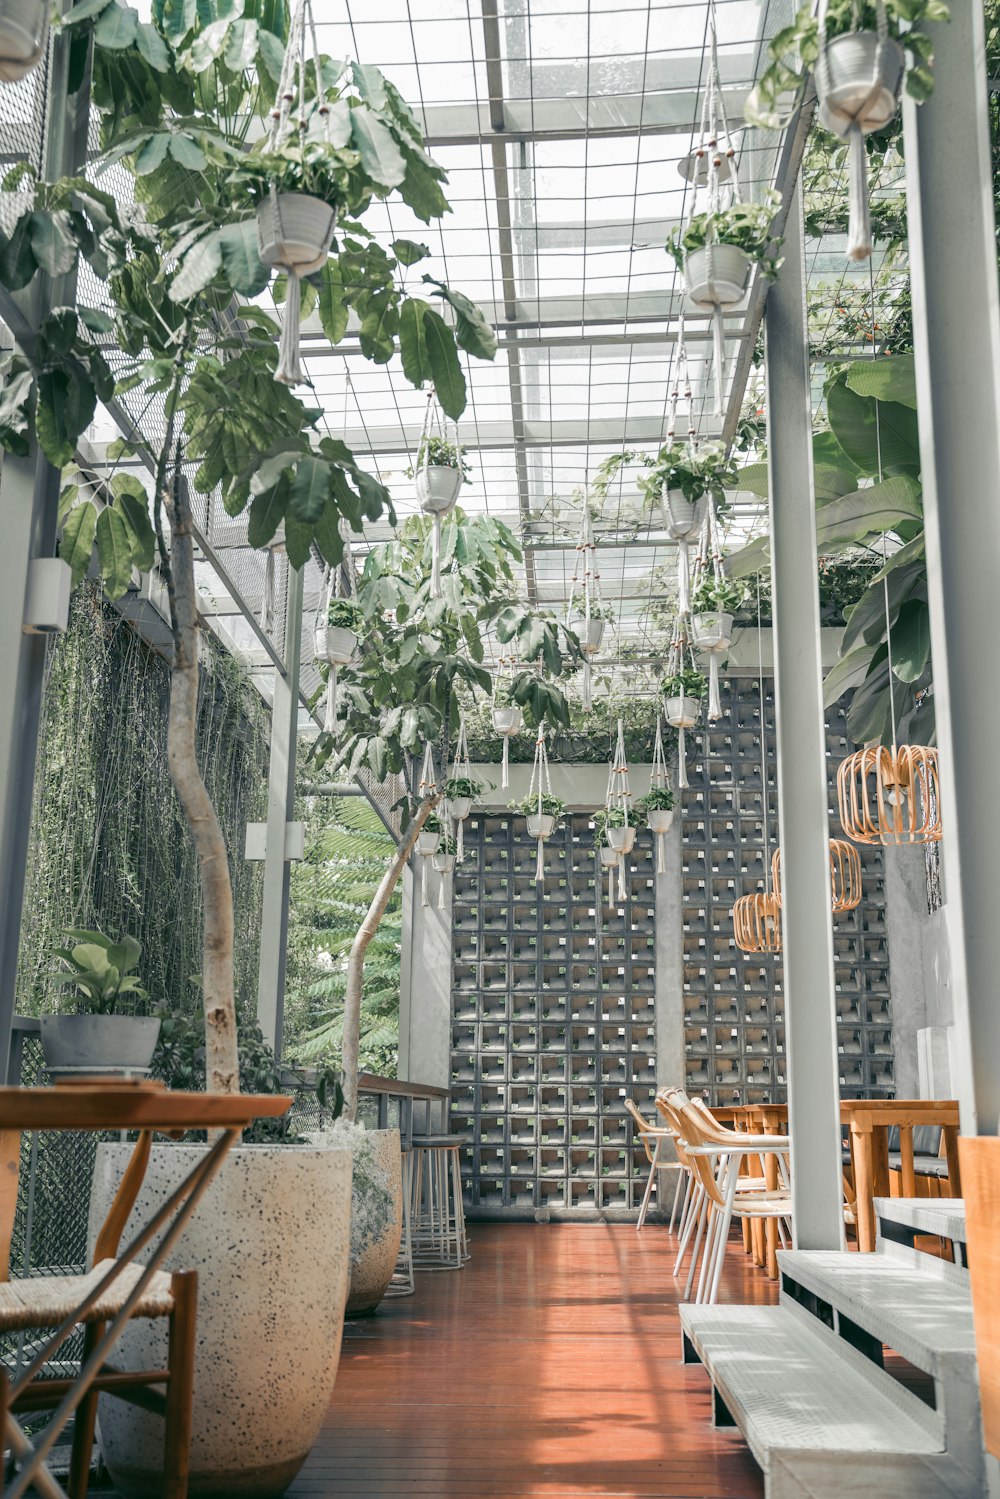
<box><xmin>342</xmin><ymin>796</ymin><xmax>438</xmax><ymax>1120</ymax></box>
<box><xmin>163</xmin><ymin>472</ymin><xmax>240</xmax><ymax>1095</ymax></box>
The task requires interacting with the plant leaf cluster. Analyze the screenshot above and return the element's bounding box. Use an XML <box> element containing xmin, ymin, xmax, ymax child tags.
<box><xmin>50</xmin><ymin>926</ymin><xmax>148</xmax><ymax>1015</ymax></box>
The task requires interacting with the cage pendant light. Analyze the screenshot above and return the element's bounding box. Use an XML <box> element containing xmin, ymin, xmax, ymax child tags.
<box><xmin>414</xmin><ymin>391</ymin><xmax>463</xmax><ymax>600</ymax></box>
<box><xmin>260</xmin><ymin>0</ymin><xmax>339</xmax><ymax>385</ymax></box>
<box><xmin>648</xmin><ymin>713</ymin><xmax>674</xmax><ymax>874</ymax></box>
<box><xmin>566</xmin><ymin>503</ymin><xmax>606</xmax><ymax>712</ymax></box>
<box><xmin>526</xmin><ymin>727</ymin><xmax>556</xmax><ymax>886</ymax></box>
<box><xmin>604</xmin><ymin>717</ymin><xmax>635</xmax><ymax>902</ymax></box>
<box><xmin>681</xmin><ymin>22</ymin><xmax>745</xmax><ymax>417</ymax></box>
<box><xmin>771</xmin><ymin>839</ymin><xmax>862</xmax><ymax>914</ymax></box>
<box><xmin>492</xmin><ymin>655</ymin><xmax>523</xmax><ymax>791</ymax></box>
<box><xmin>448</xmin><ymin>715</ymin><xmax>474</xmax><ymax>864</ymax></box>
<box><xmin>690</xmin><ymin>502</ymin><xmax>731</xmax><ymax>723</ymax></box>
<box><xmin>732</xmin><ymin>579</ymin><xmax>781</xmax><ymax>953</ymax></box>
<box><xmin>417</xmin><ymin>742</ymin><xmax>439</xmax><ymax>909</ymax></box>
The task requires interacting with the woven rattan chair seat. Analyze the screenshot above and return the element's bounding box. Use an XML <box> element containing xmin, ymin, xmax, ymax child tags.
<box><xmin>0</xmin><ymin>1260</ymin><xmax>175</xmax><ymax>1332</ymax></box>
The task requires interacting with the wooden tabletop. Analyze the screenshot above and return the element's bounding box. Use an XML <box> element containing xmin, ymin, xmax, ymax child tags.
<box><xmin>357</xmin><ymin>1072</ymin><xmax>450</xmax><ymax>1102</ymax></box>
<box><xmin>0</xmin><ymin>1084</ymin><xmax>291</xmax><ymax>1132</ymax></box>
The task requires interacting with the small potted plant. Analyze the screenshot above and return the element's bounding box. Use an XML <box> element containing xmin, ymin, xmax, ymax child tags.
<box><xmin>432</xmin><ymin>821</ymin><xmax>457</xmax><ymax>880</ymax></box>
<box><xmin>691</xmin><ymin>575</ymin><xmax>750</xmax><ymax>653</ymax></box>
<box><xmin>443</xmin><ymin>774</ymin><xmax>486</xmax><ymax>823</ymax></box>
<box><xmin>0</xmin><ymin>0</ymin><xmax>47</xmax><ymax>82</ymax></box>
<box><xmin>41</xmin><ymin>929</ymin><xmax>160</xmax><ymax>1075</ymax></box>
<box><xmin>663</xmin><ymin>669</ymin><xmax>707</xmax><ymax>729</ymax></box>
<box><xmin>570</xmin><ymin>600</ymin><xmax>614</xmax><ymax>655</ymax></box>
<box><xmin>599</xmin><ymin>443</ymin><xmax>737</xmax><ymax>541</ymax></box>
<box><xmin>316</xmin><ymin>597</ymin><xmax>364</xmax><ymax>667</ymax></box>
<box><xmin>492</xmin><ymin>678</ymin><xmax>524</xmax><ymax>738</ymax></box>
<box><xmin>665</xmin><ymin>194</ymin><xmax>782</xmax><ymax>310</ymax></box>
<box><xmin>242</xmin><ymin>140</ymin><xmax>345</xmax><ymax>276</ymax></box>
<box><xmin>603</xmin><ymin>805</ymin><xmax>643</xmax><ymax>857</ymax></box>
<box><xmin>416</xmin><ymin>811</ymin><xmax>443</xmax><ymax>857</ymax></box>
<box><xmin>406</xmin><ymin>435</ymin><xmax>472</xmax><ymax>515</ymax></box>
<box><xmin>592</xmin><ymin>814</ymin><xmax>621</xmax><ymax>869</ymax></box>
<box><xmin>511</xmin><ymin>792</ymin><xmax>566</xmax><ymax>841</ymax></box>
<box><xmin>637</xmin><ymin>784</ymin><xmax>675</xmax><ymax>835</ymax></box>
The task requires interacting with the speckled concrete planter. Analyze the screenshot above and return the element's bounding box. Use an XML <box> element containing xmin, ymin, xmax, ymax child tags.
<box><xmin>89</xmin><ymin>1143</ymin><xmax>352</xmax><ymax>1498</ymax></box>
<box><xmin>345</xmin><ymin>1129</ymin><xmax>403</xmax><ymax>1317</ymax></box>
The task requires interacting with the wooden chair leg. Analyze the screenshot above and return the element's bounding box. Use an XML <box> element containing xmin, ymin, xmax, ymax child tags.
<box><xmin>163</xmin><ymin>1271</ymin><xmax>198</xmax><ymax>1499</ymax></box>
<box><xmin>0</xmin><ymin>1365</ymin><xmax>8</xmax><ymax>1490</ymax></box>
<box><xmin>67</xmin><ymin>1320</ymin><xmax>104</xmax><ymax>1499</ymax></box>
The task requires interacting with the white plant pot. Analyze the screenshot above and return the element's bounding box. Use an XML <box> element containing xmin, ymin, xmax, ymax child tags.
<box><xmin>683</xmin><ymin>244</ymin><xmax>751</xmax><ymax>309</ymax></box>
<box><xmin>598</xmin><ymin>847</ymin><xmax>620</xmax><ymax>868</ymax></box>
<box><xmin>573</xmin><ymin>617</ymin><xmax>605</xmax><ymax>654</ymax></box>
<box><xmin>446</xmin><ymin>796</ymin><xmax>473</xmax><ymax>821</ymax></box>
<box><xmin>692</xmin><ymin>610</ymin><xmax>734</xmax><ymax>653</ymax></box>
<box><xmin>664</xmin><ymin>694</ymin><xmax>701</xmax><ymax>729</ymax></box>
<box><xmin>39</xmin><ymin>1014</ymin><xmax>160</xmax><ymax>1076</ymax></box>
<box><xmin>415</xmin><ymin>465</ymin><xmax>463</xmax><ymax>515</ymax></box>
<box><xmin>0</xmin><ymin>0</ymin><xmax>46</xmax><ymax>80</ymax></box>
<box><xmin>678</xmin><ymin>147</ymin><xmax>734</xmax><ymax>187</ymax></box>
<box><xmin>344</xmin><ymin>1129</ymin><xmax>402</xmax><ymax>1316</ymax></box>
<box><xmin>314</xmin><ymin>623</ymin><xmax>357</xmax><ymax>667</ymax></box>
<box><xmin>606</xmin><ymin>825</ymin><xmax>637</xmax><ymax>856</ymax></box>
<box><xmin>526</xmin><ymin>813</ymin><xmax>556</xmax><ymax>840</ymax></box>
<box><xmin>256</xmin><ymin>192</ymin><xmax>337</xmax><ymax>275</ymax></box>
<box><xmin>492</xmin><ymin>706</ymin><xmax>523</xmax><ymax>736</ymax></box>
<box><xmin>417</xmin><ymin>829</ymin><xmax>441</xmax><ymax>856</ymax></box>
<box><xmin>660</xmin><ymin>490</ymin><xmax>702</xmax><ymax>541</ymax></box>
<box><xmin>815</xmin><ymin>32</ymin><xmax>905</xmax><ymax>138</ymax></box>
<box><xmin>433</xmin><ymin>851</ymin><xmax>456</xmax><ymax>876</ymax></box>
<box><xmin>89</xmin><ymin>1143</ymin><xmax>352</xmax><ymax>1498</ymax></box>
<box><xmin>646</xmin><ymin>808</ymin><xmax>674</xmax><ymax>835</ymax></box>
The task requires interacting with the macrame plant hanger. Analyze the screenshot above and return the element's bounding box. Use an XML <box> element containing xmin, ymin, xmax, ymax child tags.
<box><xmin>732</xmin><ymin>576</ymin><xmax>781</xmax><ymax>952</ymax></box>
<box><xmin>650</xmin><ymin>711</ymin><xmax>672</xmax><ymax>875</ymax></box>
<box><xmin>601</xmin><ymin>757</ymin><xmax>618</xmax><ymax>914</ymax></box>
<box><xmin>606</xmin><ymin>717</ymin><xmax>634</xmax><ymax>903</ymax></box>
<box><xmin>414</xmin><ymin>391</ymin><xmax>462</xmax><ymax>600</ymax></box>
<box><xmin>417</xmin><ymin>742</ymin><xmax>439</xmax><ymax>910</ymax></box>
<box><xmin>262</xmin><ymin>0</ymin><xmax>338</xmax><ymax>385</ymax></box>
<box><xmin>448</xmin><ymin>715</ymin><xmax>474</xmax><ymax>864</ymax></box>
<box><xmin>314</xmin><ymin>563</ymin><xmax>355</xmax><ymax>735</ymax></box>
<box><xmin>527</xmin><ymin>726</ymin><xmax>554</xmax><ymax>886</ymax></box>
<box><xmin>492</xmin><ymin>654</ymin><xmax>522</xmax><ymax>791</ymax></box>
<box><xmin>663</xmin><ymin>318</ymin><xmax>703</xmax><ymax>619</ymax></box>
<box><xmin>687</xmin><ymin>18</ymin><xmax>743</xmax><ymax>417</ymax></box>
<box><xmin>566</xmin><ymin>498</ymin><xmax>605</xmax><ymax>712</ymax></box>
<box><xmin>665</xmin><ymin>617</ymin><xmax>699</xmax><ymax>789</ymax></box>
<box><xmin>690</xmin><ymin>497</ymin><xmax>729</xmax><ymax>722</ymax></box>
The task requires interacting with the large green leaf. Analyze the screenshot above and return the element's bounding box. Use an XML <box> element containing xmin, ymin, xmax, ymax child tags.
<box><xmin>153</xmin><ymin>0</ymin><xmax>196</xmax><ymax>34</ymax></box>
<box><xmin>734</xmin><ymin>461</ymin><xmax>769</xmax><ymax>497</ymax></box>
<box><xmin>424</xmin><ymin>277</ymin><xmax>498</xmax><ymax>362</ymax></box>
<box><xmin>96</xmin><ymin>505</ymin><xmax>134</xmax><ymax>599</ymax></box>
<box><xmin>314</xmin><ymin>502</ymin><xmax>345</xmax><ymax>567</ymax></box>
<box><xmin>318</xmin><ymin>260</ymin><xmax>349</xmax><ymax>345</ymax></box>
<box><xmin>28</xmin><ymin>212</ymin><xmax>77</xmax><ymax>276</ymax></box>
<box><xmin>351</xmin><ymin>62</ymin><xmax>388</xmax><ymax>111</ymax></box>
<box><xmin>247</xmin><ymin>485</ymin><xmax>286</xmax><ymax>548</ymax></box>
<box><xmin>358</xmin><ymin>289</ymin><xmax>398</xmax><ymax>364</ymax></box>
<box><xmin>135</xmin><ymin>20</ymin><xmax>170</xmax><ymax>69</ymax></box>
<box><xmin>112</xmin><ymin>477</ymin><xmax>155</xmax><ymax>572</ymax></box>
<box><xmin>63</xmin><ymin>0</ymin><xmax>115</xmax><ymax>22</ymax></box>
<box><xmin>283</xmin><ymin>510</ymin><xmax>313</xmax><ymax>568</ymax></box>
<box><xmin>422</xmin><ymin>306</ymin><xmax>466</xmax><ymax>419</ymax></box>
<box><xmin>59</xmin><ymin>500</ymin><xmax>98</xmax><ymax>588</ymax></box>
<box><xmin>288</xmin><ymin>456</ymin><xmax>330</xmax><ymax>524</ymax></box>
<box><xmin>826</xmin><ymin>377</ymin><xmax>921</xmax><ymax>476</ymax></box>
<box><xmin>0</xmin><ymin>209</ymin><xmax>39</xmax><ymax>291</ymax></box>
<box><xmin>890</xmin><ymin>598</ymin><xmax>932</xmax><ymax>683</ymax></box>
<box><xmin>217</xmin><ymin>221</ymin><xmax>269</xmax><ymax>296</ymax></box>
<box><xmin>871</xmin><ymin>533</ymin><xmax>926</xmax><ymax>582</ymax></box>
<box><xmin>134</xmin><ymin>132</ymin><xmax>170</xmax><ymax>175</ymax></box>
<box><xmin>168</xmin><ymin>132</ymin><xmax>208</xmax><ymax>170</ymax></box>
<box><xmin>169</xmin><ymin>229</ymin><xmax>223</xmax><ymax>300</ymax></box>
<box><xmin>36</xmin><ymin>365</ymin><xmax>96</xmax><ymax>468</ymax></box>
<box><xmin>823</xmin><ymin>642</ymin><xmax>876</xmax><ymax>708</ymax></box>
<box><xmin>398</xmin><ymin>296</ymin><xmax>429</xmax><ymax>387</ymax></box>
<box><xmin>94</xmin><ymin>3</ymin><xmax>140</xmax><ymax>49</ymax></box>
<box><xmin>845</xmin><ymin>354</ymin><xmax>917</xmax><ymax>410</ymax></box>
<box><xmin>0</xmin><ymin>366</ymin><xmax>34</xmax><ymax>456</ymax></box>
<box><xmin>814</xmin><ymin>474</ymin><xmax>923</xmax><ymax>550</ymax></box>
<box><xmin>350</xmin><ymin>109</ymin><xmax>406</xmax><ymax>189</ymax></box>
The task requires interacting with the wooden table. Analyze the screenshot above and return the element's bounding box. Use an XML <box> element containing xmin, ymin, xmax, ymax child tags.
<box><xmin>750</xmin><ymin>1098</ymin><xmax>961</xmax><ymax>1268</ymax></box>
<box><xmin>0</xmin><ymin>1081</ymin><xmax>290</xmax><ymax>1498</ymax></box>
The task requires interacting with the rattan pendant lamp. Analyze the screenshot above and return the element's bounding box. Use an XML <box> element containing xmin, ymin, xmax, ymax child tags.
<box><xmin>771</xmin><ymin>838</ymin><xmax>862</xmax><ymax>914</ymax></box>
<box><xmin>732</xmin><ymin>580</ymin><xmax>781</xmax><ymax>953</ymax></box>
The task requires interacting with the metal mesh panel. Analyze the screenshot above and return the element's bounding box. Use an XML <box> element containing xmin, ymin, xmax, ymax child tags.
<box><xmin>451</xmin><ymin>813</ymin><xmax>657</xmax><ymax>1219</ymax></box>
<box><xmin>680</xmin><ymin>679</ymin><xmax>892</xmax><ymax>1105</ymax></box>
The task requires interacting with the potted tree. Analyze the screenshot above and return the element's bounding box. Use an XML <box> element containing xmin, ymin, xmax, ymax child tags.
<box><xmin>665</xmin><ymin>195</ymin><xmax>782</xmax><ymax>310</ymax></box>
<box><xmin>41</xmin><ymin>929</ymin><xmax>160</xmax><ymax>1075</ymax></box>
<box><xmin>663</xmin><ymin>668</ymin><xmax>707</xmax><ymax>729</ymax></box>
<box><xmin>691</xmin><ymin>574</ymin><xmax>750</xmax><ymax>652</ymax></box>
<box><xmin>0</xmin><ymin>0</ymin><xmax>46</xmax><ymax>80</ymax></box>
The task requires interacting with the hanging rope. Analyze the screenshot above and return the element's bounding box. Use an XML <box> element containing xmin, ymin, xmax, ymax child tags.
<box><xmin>449</xmin><ymin>714</ymin><xmax>473</xmax><ymax>864</ymax></box>
<box><xmin>665</xmin><ymin>616</ymin><xmax>700</xmax><ymax>788</ymax></box>
<box><xmin>566</xmin><ymin>499</ymin><xmax>606</xmax><ymax>712</ymax></box>
<box><xmin>418</xmin><ymin>742</ymin><xmax>438</xmax><ymax>909</ymax></box>
<box><xmin>526</xmin><ymin>725</ymin><xmax>554</xmax><ymax>886</ymax></box>
<box><xmin>662</xmin><ymin>317</ymin><xmax>703</xmax><ymax>617</ymax></box>
<box><xmin>492</xmin><ymin>655</ymin><xmax>521</xmax><ymax>790</ymax></box>
<box><xmin>691</xmin><ymin>498</ymin><xmax>730</xmax><ymax>722</ymax></box>
<box><xmin>412</xmin><ymin>391</ymin><xmax>462</xmax><ymax>600</ymax></box>
<box><xmin>650</xmin><ymin>711</ymin><xmax>673</xmax><ymax>874</ymax></box>
<box><xmin>756</xmin><ymin>572</ymin><xmax>773</xmax><ymax>899</ymax></box>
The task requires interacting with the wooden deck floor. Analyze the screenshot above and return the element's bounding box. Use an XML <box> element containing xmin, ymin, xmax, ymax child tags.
<box><xmin>289</xmin><ymin>1222</ymin><xmax>773</xmax><ymax>1498</ymax></box>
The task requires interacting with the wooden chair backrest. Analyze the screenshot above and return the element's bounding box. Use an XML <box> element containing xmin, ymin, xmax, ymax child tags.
<box><xmin>624</xmin><ymin>1098</ymin><xmax>668</xmax><ymax>1165</ymax></box>
<box><xmin>960</xmin><ymin>1137</ymin><xmax>1000</xmax><ymax>1458</ymax></box>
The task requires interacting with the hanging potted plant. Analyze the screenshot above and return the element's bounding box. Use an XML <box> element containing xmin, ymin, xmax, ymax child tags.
<box><xmin>443</xmin><ymin>773</ymin><xmax>485</xmax><ymax>824</ymax></box>
<box><xmin>407</xmin><ymin>432</ymin><xmax>471</xmax><ymax>515</ymax></box>
<box><xmin>0</xmin><ymin>0</ymin><xmax>47</xmax><ymax>81</ymax></box>
<box><xmin>690</xmin><ymin>574</ymin><xmax>749</xmax><ymax>652</ymax></box>
<box><xmin>512</xmin><ymin>791</ymin><xmax>566</xmax><ymax>842</ymax></box>
<box><xmin>570</xmin><ymin>599</ymin><xmax>614</xmax><ymax>655</ymax></box>
<box><xmin>40</xmin><ymin>929</ymin><xmax>161</xmax><ymax>1076</ymax></box>
<box><xmin>665</xmin><ymin>194</ymin><xmax>782</xmax><ymax>309</ymax></box>
<box><xmin>603</xmin><ymin>805</ymin><xmax>642</xmax><ymax>857</ymax></box>
<box><xmin>317</xmin><ymin>596</ymin><xmax>363</xmax><ymax>666</ymax></box>
<box><xmin>744</xmin><ymin>1</ymin><xmax>948</xmax><ymax>260</ymax></box>
<box><xmin>491</xmin><ymin>678</ymin><xmax>523</xmax><ymax>737</ymax></box>
<box><xmin>637</xmin><ymin>783</ymin><xmax>675</xmax><ymax>836</ymax></box>
<box><xmin>592</xmin><ymin>814</ymin><xmax>620</xmax><ymax>867</ymax></box>
<box><xmin>663</xmin><ymin>667</ymin><xmax>707</xmax><ymax>729</ymax></box>
<box><xmin>417</xmin><ymin>811</ymin><xmax>443</xmax><ymax>857</ymax></box>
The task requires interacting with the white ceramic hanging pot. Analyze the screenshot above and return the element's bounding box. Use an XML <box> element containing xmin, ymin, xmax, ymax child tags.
<box><xmin>0</xmin><ymin>0</ymin><xmax>46</xmax><ymax>81</ymax></box>
<box><xmin>314</xmin><ymin>624</ymin><xmax>357</xmax><ymax>666</ymax></box>
<box><xmin>598</xmin><ymin>846</ymin><xmax>620</xmax><ymax>869</ymax></box>
<box><xmin>660</xmin><ymin>490</ymin><xmax>702</xmax><ymax>541</ymax></box>
<box><xmin>416</xmin><ymin>465</ymin><xmax>463</xmax><ymax>515</ymax></box>
<box><xmin>416</xmin><ymin>830</ymin><xmax>441</xmax><ymax>856</ymax></box>
<box><xmin>683</xmin><ymin>244</ymin><xmax>751</xmax><ymax>309</ymax></box>
<box><xmin>646</xmin><ymin>808</ymin><xmax>674</xmax><ymax>835</ymax></box>
<box><xmin>256</xmin><ymin>192</ymin><xmax>337</xmax><ymax>275</ymax></box>
<box><xmin>526</xmin><ymin>812</ymin><xmax>556</xmax><ymax>840</ymax></box>
<box><xmin>678</xmin><ymin>147</ymin><xmax>734</xmax><ymax>187</ymax></box>
<box><xmin>664</xmin><ymin>694</ymin><xmax>701</xmax><ymax>729</ymax></box>
<box><xmin>432</xmin><ymin>851</ymin><xmax>456</xmax><ymax>876</ymax></box>
<box><xmin>606</xmin><ymin>825</ymin><xmax>637</xmax><ymax>856</ymax></box>
<box><xmin>573</xmin><ymin>617</ymin><xmax>605</xmax><ymax>654</ymax></box>
<box><xmin>445</xmin><ymin>796</ymin><xmax>472</xmax><ymax>822</ymax></box>
<box><xmin>814</xmin><ymin>32</ymin><xmax>905</xmax><ymax>137</ymax></box>
<box><xmin>493</xmin><ymin>705</ymin><xmax>523</xmax><ymax>736</ymax></box>
<box><xmin>692</xmin><ymin>610</ymin><xmax>734</xmax><ymax>653</ymax></box>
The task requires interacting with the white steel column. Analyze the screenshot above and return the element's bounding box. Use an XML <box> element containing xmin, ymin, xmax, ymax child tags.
<box><xmin>903</xmin><ymin>3</ymin><xmax>1000</xmax><ymax>1136</ymax></box>
<box><xmin>256</xmin><ymin>560</ymin><xmax>303</xmax><ymax>1057</ymax></box>
<box><xmin>764</xmin><ymin>181</ymin><xmax>845</xmax><ymax>1248</ymax></box>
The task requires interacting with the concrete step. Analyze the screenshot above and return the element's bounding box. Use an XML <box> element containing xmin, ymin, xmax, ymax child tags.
<box><xmin>777</xmin><ymin>1247</ymin><xmax>975</xmax><ymax>1380</ymax></box>
<box><xmin>679</xmin><ymin>1302</ymin><xmax>982</xmax><ymax>1498</ymax></box>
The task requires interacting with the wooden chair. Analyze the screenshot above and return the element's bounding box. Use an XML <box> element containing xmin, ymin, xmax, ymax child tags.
<box><xmin>0</xmin><ymin>1131</ymin><xmax>198</xmax><ymax>1498</ymax></box>
<box><xmin>623</xmin><ymin>1098</ymin><xmax>684</xmax><ymax>1231</ymax></box>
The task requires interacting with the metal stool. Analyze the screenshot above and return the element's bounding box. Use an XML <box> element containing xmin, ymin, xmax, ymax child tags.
<box><xmin>410</xmin><ymin>1135</ymin><xmax>469</xmax><ymax>1270</ymax></box>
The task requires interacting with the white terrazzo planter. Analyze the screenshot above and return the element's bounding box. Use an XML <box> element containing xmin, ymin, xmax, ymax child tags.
<box><xmin>89</xmin><ymin>1143</ymin><xmax>352</xmax><ymax>1498</ymax></box>
<box><xmin>345</xmin><ymin>1129</ymin><xmax>403</xmax><ymax>1316</ymax></box>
